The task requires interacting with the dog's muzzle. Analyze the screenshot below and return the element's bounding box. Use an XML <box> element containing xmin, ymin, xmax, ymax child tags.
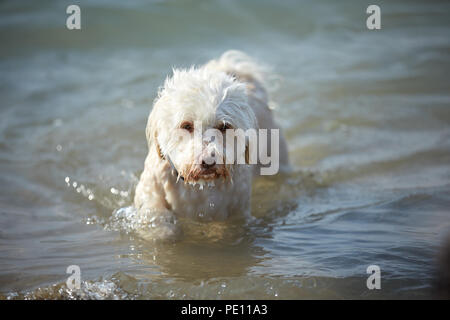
<box><xmin>156</xmin><ymin>140</ymin><xmax>229</xmax><ymax>185</ymax></box>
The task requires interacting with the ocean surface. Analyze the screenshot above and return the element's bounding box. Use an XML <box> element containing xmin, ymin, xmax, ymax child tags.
<box><xmin>1</xmin><ymin>0</ymin><xmax>450</xmax><ymax>299</ymax></box>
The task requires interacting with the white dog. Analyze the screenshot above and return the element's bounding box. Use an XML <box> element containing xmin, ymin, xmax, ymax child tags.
<box><xmin>134</xmin><ymin>50</ymin><xmax>288</xmax><ymax>239</ymax></box>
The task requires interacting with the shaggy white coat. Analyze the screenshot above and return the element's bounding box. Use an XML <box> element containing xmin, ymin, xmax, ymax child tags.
<box><xmin>134</xmin><ymin>50</ymin><xmax>289</xmax><ymax>239</ymax></box>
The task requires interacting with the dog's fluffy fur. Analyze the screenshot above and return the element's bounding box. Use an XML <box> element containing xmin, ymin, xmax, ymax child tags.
<box><xmin>134</xmin><ymin>50</ymin><xmax>288</xmax><ymax>238</ymax></box>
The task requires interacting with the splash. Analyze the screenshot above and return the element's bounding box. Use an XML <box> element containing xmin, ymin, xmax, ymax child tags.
<box><xmin>106</xmin><ymin>206</ymin><xmax>180</xmax><ymax>241</ymax></box>
<box><xmin>4</xmin><ymin>277</ymin><xmax>137</xmax><ymax>300</ymax></box>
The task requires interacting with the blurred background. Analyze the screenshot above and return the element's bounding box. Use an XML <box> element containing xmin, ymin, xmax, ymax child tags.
<box><xmin>0</xmin><ymin>0</ymin><xmax>450</xmax><ymax>299</ymax></box>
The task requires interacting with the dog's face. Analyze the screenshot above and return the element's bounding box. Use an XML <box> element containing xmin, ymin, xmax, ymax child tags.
<box><xmin>146</xmin><ymin>68</ymin><xmax>258</xmax><ymax>187</ymax></box>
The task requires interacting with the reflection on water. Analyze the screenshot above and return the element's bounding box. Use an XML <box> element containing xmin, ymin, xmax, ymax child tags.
<box><xmin>1</xmin><ymin>0</ymin><xmax>450</xmax><ymax>299</ymax></box>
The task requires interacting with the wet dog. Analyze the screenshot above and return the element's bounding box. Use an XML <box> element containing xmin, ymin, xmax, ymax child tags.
<box><xmin>134</xmin><ymin>50</ymin><xmax>288</xmax><ymax>239</ymax></box>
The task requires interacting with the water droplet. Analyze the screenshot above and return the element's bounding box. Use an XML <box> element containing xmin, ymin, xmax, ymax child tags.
<box><xmin>56</xmin><ymin>144</ymin><xmax>62</xmax><ymax>152</ymax></box>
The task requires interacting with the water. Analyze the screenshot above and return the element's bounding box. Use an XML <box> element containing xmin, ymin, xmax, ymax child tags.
<box><xmin>1</xmin><ymin>0</ymin><xmax>450</xmax><ymax>299</ymax></box>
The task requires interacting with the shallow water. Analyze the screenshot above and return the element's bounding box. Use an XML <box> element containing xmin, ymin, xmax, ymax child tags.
<box><xmin>1</xmin><ymin>0</ymin><xmax>450</xmax><ymax>299</ymax></box>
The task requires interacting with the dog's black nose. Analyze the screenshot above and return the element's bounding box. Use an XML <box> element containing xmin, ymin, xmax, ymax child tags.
<box><xmin>202</xmin><ymin>159</ymin><xmax>215</xmax><ymax>169</ymax></box>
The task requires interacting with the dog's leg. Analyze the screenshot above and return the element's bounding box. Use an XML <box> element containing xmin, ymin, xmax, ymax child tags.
<box><xmin>134</xmin><ymin>169</ymin><xmax>182</xmax><ymax>241</ymax></box>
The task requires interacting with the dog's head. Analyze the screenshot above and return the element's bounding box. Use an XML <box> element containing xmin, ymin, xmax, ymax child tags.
<box><xmin>146</xmin><ymin>67</ymin><xmax>258</xmax><ymax>187</ymax></box>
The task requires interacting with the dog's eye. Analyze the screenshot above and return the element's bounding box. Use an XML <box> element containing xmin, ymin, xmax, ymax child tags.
<box><xmin>180</xmin><ymin>121</ymin><xmax>194</xmax><ymax>133</ymax></box>
<box><xmin>218</xmin><ymin>122</ymin><xmax>232</xmax><ymax>133</ymax></box>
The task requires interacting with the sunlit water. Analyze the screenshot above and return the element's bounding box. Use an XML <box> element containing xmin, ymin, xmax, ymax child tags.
<box><xmin>1</xmin><ymin>0</ymin><xmax>450</xmax><ymax>299</ymax></box>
